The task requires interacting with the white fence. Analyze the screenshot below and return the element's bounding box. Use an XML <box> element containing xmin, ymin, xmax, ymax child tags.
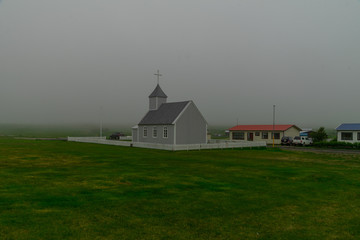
<box><xmin>68</xmin><ymin>137</ymin><xmax>131</xmax><ymax>147</ymax></box>
<box><xmin>119</xmin><ymin>136</ymin><xmax>132</xmax><ymax>140</ymax></box>
<box><xmin>67</xmin><ymin>137</ymin><xmax>266</xmax><ymax>151</ymax></box>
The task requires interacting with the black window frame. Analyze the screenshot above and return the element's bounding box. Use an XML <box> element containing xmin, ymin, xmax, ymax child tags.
<box><xmin>262</xmin><ymin>132</ymin><xmax>268</xmax><ymax>139</ymax></box>
<box><xmin>233</xmin><ymin>132</ymin><xmax>245</xmax><ymax>140</ymax></box>
<box><xmin>341</xmin><ymin>132</ymin><xmax>353</xmax><ymax>141</ymax></box>
<box><xmin>272</xmin><ymin>132</ymin><xmax>280</xmax><ymax>140</ymax></box>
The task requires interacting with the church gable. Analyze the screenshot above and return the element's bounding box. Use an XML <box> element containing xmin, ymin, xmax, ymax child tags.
<box><xmin>175</xmin><ymin>102</ymin><xmax>208</xmax><ymax>144</ymax></box>
<box><xmin>173</xmin><ymin>101</ymin><xmax>207</xmax><ymax>125</ymax></box>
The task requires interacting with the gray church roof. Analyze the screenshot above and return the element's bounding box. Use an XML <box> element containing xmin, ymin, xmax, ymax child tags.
<box><xmin>139</xmin><ymin>101</ymin><xmax>190</xmax><ymax>125</ymax></box>
<box><xmin>149</xmin><ymin>84</ymin><xmax>167</xmax><ymax>98</ymax></box>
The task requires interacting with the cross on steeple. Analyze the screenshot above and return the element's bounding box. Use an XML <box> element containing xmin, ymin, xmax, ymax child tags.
<box><xmin>154</xmin><ymin>70</ymin><xmax>162</xmax><ymax>85</ymax></box>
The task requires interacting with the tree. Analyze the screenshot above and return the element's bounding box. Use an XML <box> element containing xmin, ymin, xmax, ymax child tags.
<box><xmin>310</xmin><ymin>127</ymin><xmax>328</xmax><ymax>142</ymax></box>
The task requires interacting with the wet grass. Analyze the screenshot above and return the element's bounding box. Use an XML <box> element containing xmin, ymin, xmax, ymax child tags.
<box><xmin>1</xmin><ymin>137</ymin><xmax>360</xmax><ymax>239</ymax></box>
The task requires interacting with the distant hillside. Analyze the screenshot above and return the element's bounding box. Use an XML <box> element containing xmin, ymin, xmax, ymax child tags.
<box><xmin>0</xmin><ymin>123</ymin><xmax>132</xmax><ymax>138</ymax></box>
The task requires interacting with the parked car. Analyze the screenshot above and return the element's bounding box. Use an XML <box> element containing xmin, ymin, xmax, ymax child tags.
<box><xmin>109</xmin><ymin>132</ymin><xmax>125</xmax><ymax>140</ymax></box>
<box><xmin>292</xmin><ymin>136</ymin><xmax>313</xmax><ymax>146</ymax></box>
<box><xmin>281</xmin><ymin>136</ymin><xmax>293</xmax><ymax>146</ymax></box>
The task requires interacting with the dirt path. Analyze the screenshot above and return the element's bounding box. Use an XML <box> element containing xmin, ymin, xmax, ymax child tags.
<box><xmin>14</xmin><ymin>137</ymin><xmax>67</xmax><ymax>141</ymax></box>
<box><xmin>279</xmin><ymin>146</ymin><xmax>360</xmax><ymax>155</ymax></box>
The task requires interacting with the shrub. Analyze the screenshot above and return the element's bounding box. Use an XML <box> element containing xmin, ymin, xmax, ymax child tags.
<box><xmin>310</xmin><ymin>127</ymin><xmax>328</xmax><ymax>143</ymax></box>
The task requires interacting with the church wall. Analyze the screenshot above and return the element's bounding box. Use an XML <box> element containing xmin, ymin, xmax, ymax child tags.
<box><xmin>132</xmin><ymin>128</ymin><xmax>138</xmax><ymax>142</ymax></box>
<box><xmin>175</xmin><ymin>102</ymin><xmax>207</xmax><ymax>144</ymax></box>
<box><xmin>137</xmin><ymin>125</ymin><xmax>175</xmax><ymax>144</ymax></box>
<box><xmin>149</xmin><ymin>97</ymin><xmax>167</xmax><ymax>110</ymax></box>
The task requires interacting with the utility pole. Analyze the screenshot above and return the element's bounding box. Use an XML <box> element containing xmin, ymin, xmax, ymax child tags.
<box><xmin>100</xmin><ymin>106</ymin><xmax>103</xmax><ymax>139</ymax></box>
<box><xmin>273</xmin><ymin>105</ymin><xmax>275</xmax><ymax>148</ymax></box>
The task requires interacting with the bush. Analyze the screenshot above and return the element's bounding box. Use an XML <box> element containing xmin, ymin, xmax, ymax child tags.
<box><xmin>310</xmin><ymin>127</ymin><xmax>328</xmax><ymax>143</ymax></box>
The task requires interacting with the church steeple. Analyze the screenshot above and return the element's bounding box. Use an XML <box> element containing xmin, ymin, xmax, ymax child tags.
<box><xmin>149</xmin><ymin>84</ymin><xmax>167</xmax><ymax>98</ymax></box>
<box><xmin>149</xmin><ymin>70</ymin><xmax>167</xmax><ymax>110</ymax></box>
<box><xmin>149</xmin><ymin>84</ymin><xmax>167</xmax><ymax>110</ymax></box>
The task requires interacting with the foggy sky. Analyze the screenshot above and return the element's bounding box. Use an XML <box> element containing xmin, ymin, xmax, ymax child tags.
<box><xmin>1</xmin><ymin>0</ymin><xmax>360</xmax><ymax>129</ymax></box>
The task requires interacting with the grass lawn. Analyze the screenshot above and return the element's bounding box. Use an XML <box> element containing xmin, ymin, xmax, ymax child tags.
<box><xmin>1</xmin><ymin>137</ymin><xmax>360</xmax><ymax>239</ymax></box>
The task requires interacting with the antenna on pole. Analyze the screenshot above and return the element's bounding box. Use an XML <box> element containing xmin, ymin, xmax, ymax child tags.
<box><xmin>100</xmin><ymin>106</ymin><xmax>103</xmax><ymax>139</ymax></box>
<box><xmin>154</xmin><ymin>70</ymin><xmax>162</xmax><ymax>85</ymax></box>
<box><xmin>273</xmin><ymin>105</ymin><xmax>275</xmax><ymax>148</ymax></box>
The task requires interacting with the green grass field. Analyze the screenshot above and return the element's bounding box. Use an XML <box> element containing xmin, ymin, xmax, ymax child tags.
<box><xmin>1</xmin><ymin>137</ymin><xmax>360</xmax><ymax>239</ymax></box>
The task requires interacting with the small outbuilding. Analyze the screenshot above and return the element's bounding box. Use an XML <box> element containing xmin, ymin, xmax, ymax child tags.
<box><xmin>229</xmin><ymin>124</ymin><xmax>301</xmax><ymax>144</ymax></box>
<box><xmin>300</xmin><ymin>129</ymin><xmax>314</xmax><ymax>137</ymax></box>
<box><xmin>336</xmin><ymin>123</ymin><xmax>360</xmax><ymax>143</ymax></box>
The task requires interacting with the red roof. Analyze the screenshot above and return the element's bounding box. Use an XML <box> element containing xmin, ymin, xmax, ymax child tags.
<box><xmin>229</xmin><ymin>125</ymin><xmax>300</xmax><ymax>131</ymax></box>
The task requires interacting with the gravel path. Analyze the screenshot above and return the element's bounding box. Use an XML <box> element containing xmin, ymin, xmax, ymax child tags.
<box><xmin>14</xmin><ymin>137</ymin><xmax>67</xmax><ymax>141</ymax></box>
<box><xmin>279</xmin><ymin>146</ymin><xmax>360</xmax><ymax>155</ymax></box>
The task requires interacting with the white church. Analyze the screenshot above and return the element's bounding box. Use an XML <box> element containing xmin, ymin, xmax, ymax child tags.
<box><xmin>132</xmin><ymin>72</ymin><xmax>208</xmax><ymax>145</ymax></box>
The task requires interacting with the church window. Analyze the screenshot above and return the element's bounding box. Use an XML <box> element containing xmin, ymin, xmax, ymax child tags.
<box><xmin>143</xmin><ymin>127</ymin><xmax>148</xmax><ymax>137</ymax></box>
<box><xmin>163</xmin><ymin>127</ymin><xmax>168</xmax><ymax>138</ymax></box>
<box><xmin>153</xmin><ymin>127</ymin><xmax>157</xmax><ymax>138</ymax></box>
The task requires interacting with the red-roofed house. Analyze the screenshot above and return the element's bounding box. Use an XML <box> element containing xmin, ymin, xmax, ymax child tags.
<box><xmin>229</xmin><ymin>125</ymin><xmax>301</xmax><ymax>144</ymax></box>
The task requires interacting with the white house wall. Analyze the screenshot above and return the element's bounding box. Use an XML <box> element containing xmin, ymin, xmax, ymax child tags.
<box><xmin>230</xmin><ymin>131</ymin><xmax>284</xmax><ymax>144</ymax></box>
<box><xmin>337</xmin><ymin>131</ymin><xmax>360</xmax><ymax>143</ymax></box>
<box><xmin>229</xmin><ymin>126</ymin><xmax>300</xmax><ymax>145</ymax></box>
<box><xmin>285</xmin><ymin>127</ymin><xmax>301</xmax><ymax>139</ymax></box>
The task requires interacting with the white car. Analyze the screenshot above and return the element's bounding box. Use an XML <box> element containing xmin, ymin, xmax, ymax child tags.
<box><xmin>292</xmin><ymin>136</ymin><xmax>313</xmax><ymax>146</ymax></box>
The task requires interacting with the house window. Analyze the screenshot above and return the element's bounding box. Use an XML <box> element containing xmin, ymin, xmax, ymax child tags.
<box><xmin>163</xmin><ymin>127</ymin><xmax>168</xmax><ymax>138</ymax></box>
<box><xmin>262</xmin><ymin>132</ymin><xmax>268</xmax><ymax>139</ymax></box>
<box><xmin>272</xmin><ymin>133</ymin><xmax>280</xmax><ymax>139</ymax></box>
<box><xmin>232</xmin><ymin>132</ymin><xmax>244</xmax><ymax>140</ymax></box>
<box><xmin>143</xmin><ymin>127</ymin><xmax>147</xmax><ymax>137</ymax></box>
<box><xmin>341</xmin><ymin>132</ymin><xmax>353</xmax><ymax>141</ymax></box>
<box><xmin>153</xmin><ymin>127</ymin><xmax>157</xmax><ymax>138</ymax></box>
<box><xmin>255</xmin><ymin>132</ymin><xmax>260</xmax><ymax>136</ymax></box>
<box><xmin>358</xmin><ymin>132</ymin><xmax>360</xmax><ymax>141</ymax></box>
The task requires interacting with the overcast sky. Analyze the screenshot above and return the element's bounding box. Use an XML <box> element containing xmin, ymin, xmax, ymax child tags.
<box><xmin>0</xmin><ymin>0</ymin><xmax>359</xmax><ymax>128</ymax></box>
